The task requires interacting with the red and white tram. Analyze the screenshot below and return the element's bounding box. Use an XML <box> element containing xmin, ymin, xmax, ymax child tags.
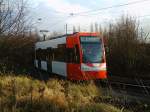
<box><xmin>34</xmin><ymin>32</ymin><xmax>107</xmax><ymax>80</ymax></box>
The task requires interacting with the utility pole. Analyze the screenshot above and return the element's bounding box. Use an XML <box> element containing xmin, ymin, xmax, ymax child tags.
<box><xmin>65</xmin><ymin>24</ymin><xmax>67</xmax><ymax>34</ymax></box>
<box><xmin>78</xmin><ymin>25</ymin><xmax>80</xmax><ymax>32</ymax></box>
<box><xmin>73</xmin><ymin>26</ymin><xmax>76</xmax><ymax>33</ymax></box>
<box><xmin>40</xmin><ymin>30</ymin><xmax>49</xmax><ymax>41</ymax></box>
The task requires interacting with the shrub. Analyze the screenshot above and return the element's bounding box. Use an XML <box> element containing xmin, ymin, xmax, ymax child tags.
<box><xmin>0</xmin><ymin>35</ymin><xmax>37</xmax><ymax>73</ymax></box>
<box><xmin>104</xmin><ymin>16</ymin><xmax>150</xmax><ymax>78</ymax></box>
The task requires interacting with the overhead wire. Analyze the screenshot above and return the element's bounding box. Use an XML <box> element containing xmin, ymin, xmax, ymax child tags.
<box><xmin>48</xmin><ymin>14</ymin><xmax>150</xmax><ymax>32</ymax></box>
<box><xmin>73</xmin><ymin>0</ymin><xmax>150</xmax><ymax>16</ymax></box>
<box><xmin>46</xmin><ymin>0</ymin><xmax>150</xmax><ymax>31</ymax></box>
<box><xmin>138</xmin><ymin>14</ymin><xmax>150</xmax><ymax>18</ymax></box>
<box><xmin>49</xmin><ymin>15</ymin><xmax>72</xmax><ymax>29</ymax></box>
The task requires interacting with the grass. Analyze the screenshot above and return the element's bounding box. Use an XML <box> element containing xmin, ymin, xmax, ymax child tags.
<box><xmin>0</xmin><ymin>72</ymin><xmax>133</xmax><ymax>112</ymax></box>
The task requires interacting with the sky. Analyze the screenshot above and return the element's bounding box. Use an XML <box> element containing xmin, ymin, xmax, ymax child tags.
<box><xmin>30</xmin><ymin>0</ymin><xmax>150</xmax><ymax>34</ymax></box>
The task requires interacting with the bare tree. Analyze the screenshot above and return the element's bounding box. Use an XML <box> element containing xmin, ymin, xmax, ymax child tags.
<box><xmin>90</xmin><ymin>23</ymin><xmax>94</xmax><ymax>32</ymax></box>
<box><xmin>94</xmin><ymin>23</ymin><xmax>98</xmax><ymax>32</ymax></box>
<box><xmin>0</xmin><ymin>0</ymin><xmax>28</xmax><ymax>36</ymax></box>
<box><xmin>78</xmin><ymin>25</ymin><xmax>80</xmax><ymax>32</ymax></box>
<box><xmin>104</xmin><ymin>16</ymin><xmax>150</xmax><ymax>77</ymax></box>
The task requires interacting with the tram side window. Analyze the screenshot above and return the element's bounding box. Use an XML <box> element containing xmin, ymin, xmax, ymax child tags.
<box><xmin>36</xmin><ymin>44</ymin><xmax>80</xmax><ymax>63</ymax></box>
<box><xmin>53</xmin><ymin>44</ymin><xmax>66</xmax><ymax>62</ymax></box>
<box><xmin>67</xmin><ymin>48</ymin><xmax>73</xmax><ymax>63</ymax></box>
<box><xmin>35</xmin><ymin>49</ymin><xmax>47</xmax><ymax>61</ymax></box>
<box><xmin>74</xmin><ymin>45</ymin><xmax>80</xmax><ymax>63</ymax></box>
<box><xmin>46</xmin><ymin>48</ymin><xmax>52</xmax><ymax>61</ymax></box>
<box><xmin>41</xmin><ymin>49</ymin><xmax>46</xmax><ymax>60</ymax></box>
<box><xmin>35</xmin><ymin>49</ymin><xmax>38</xmax><ymax>60</ymax></box>
<box><xmin>67</xmin><ymin>45</ymin><xmax>80</xmax><ymax>63</ymax></box>
<box><xmin>36</xmin><ymin>49</ymin><xmax>41</xmax><ymax>60</ymax></box>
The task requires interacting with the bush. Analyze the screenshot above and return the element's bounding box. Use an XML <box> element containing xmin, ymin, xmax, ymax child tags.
<box><xmin>104</xmin><ymin>16</ymin><xmax>150</xmax><ymax>78</ymax></box>
<box><xmin>0</xmin><ymin>35</ymin><xmax>37</xmax><ymax>73</ymax></box>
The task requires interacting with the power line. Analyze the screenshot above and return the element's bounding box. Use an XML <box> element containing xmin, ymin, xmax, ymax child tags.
<box><xmin>106</xmin><ymin>14</ymin><xmax>150</xmax><ymax>26</ymax></box>
<box><xmin>48</xmin><ymin>6</ymin><xmax>150</xmax><ymax>31</ymax></box>
<box><xmin>73</xmin><ymin>0</ymin><xmax>150</xmax><ymax>15</ymax></box>
<box><xmin>50</xmin><ymin>10</ymin><xmax>68</xmax><ymax>15</ymax></box>
<box><xmin>75</xmin><ymin>14</ymin><xmax>150</xmax><ymax>27</ymax></box>
<box><xmin>49</xmin><ymin>16</ymin><xmax>72</xmax><ymax>29</ymax></box>
<box><xmin>138</xmin><ymin>14</ymin><xmax>150</xmax><ymax>18</ymax></box>
<box><xmin>49</xmin><ymin>14</ymin><xmax>150</xmax><ymax>29</ymax></box>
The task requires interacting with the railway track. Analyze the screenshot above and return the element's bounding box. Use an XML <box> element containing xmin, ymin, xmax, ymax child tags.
<box><xmin>110</xmin><ymin>81</ymin><xmax>150</xmax><ymax>95</ymax></box>
<box><xmin>110</xmin><ymin>81</ymin><xmax>150</xmax><ymax>89</ymax></box>
<box><xmin>109</xmin><ymin>76</ymin><xmax>150</xmax><ymax>85</ymax></box>
<box><xmin>32</xmin><ymin>70</ymin><xmax>150</xmax><ymax>98</ymax></box>
<box><xmin>106</xmin><ymin>78</ymin><xmax>150</xmax><ymax>102</ymax></box>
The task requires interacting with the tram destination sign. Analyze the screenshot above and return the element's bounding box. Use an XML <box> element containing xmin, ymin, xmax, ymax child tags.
<box><xmin>80</xmin><ymin>36</ymin><xmax>100</xmax><ymax>42</ymax></box>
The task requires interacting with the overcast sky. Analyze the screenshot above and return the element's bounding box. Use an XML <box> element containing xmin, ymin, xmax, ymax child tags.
<box><xmin>30</xmin><ymin>0</ymin><xmax>150</xmax><ymax>34</ymax></box>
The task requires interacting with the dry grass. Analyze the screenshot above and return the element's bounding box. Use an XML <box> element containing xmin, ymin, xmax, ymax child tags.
<box><xmin>0</xmin><ymin>73</ymin><xmax>131</xmax><ymax>112</ymax></box>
